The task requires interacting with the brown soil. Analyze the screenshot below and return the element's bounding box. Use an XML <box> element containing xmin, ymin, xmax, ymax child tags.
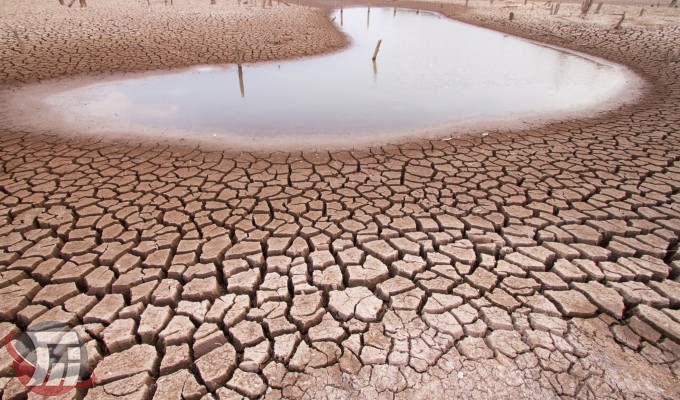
<box><xmin>0</xmin><ymin>1</ymin><xmax>679</xmax><ymax>399</ymax></box>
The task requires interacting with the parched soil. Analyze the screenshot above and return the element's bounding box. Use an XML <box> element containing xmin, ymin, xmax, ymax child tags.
<box><xmin>0</xmin><ymin>0</ymin><xmax>347</xmax><ymax>85</ymax></box>
<box><xmin>0</xmin><ymin>1</ymin><xmax>680</xmax><ymax>399</ymax></box>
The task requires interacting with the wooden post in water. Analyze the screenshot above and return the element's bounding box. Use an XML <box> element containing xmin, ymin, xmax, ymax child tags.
<box><xmin>80</xmin><ymin>0</ymin><xmax>87</xmax><ymax>6</ymax></box>
<box><xmin>670</xmin><ymin>0</ymin><xmax>677</xmax><ymax>7</ymax></box>
<box><xmin>639</xmin><ymin>8</ymin><xmax>645</xmax><ymax>16</ymax></box>
<box><xmin>371</xmin><ymin>39</ymin><xmax>382</xmax><ymax>61</ymax></box>
<box><xmin>594</xmin><ymin>2</ymin><xmax>603</xmax><ymax>13</ymax></box>
<box><xmin>238</xmin><ymin>68</ymin><xmax>245</xmax><ymax>98</ymax></box>
<box><xmin>465</xmin><ymin>0</ymin><xmax>469</xmax><ymax>7</ymax></box>
<box><xmin>614</xmin><ymin>12</ymin><xmax>625</xmax><ymax>28</ymax></box>
<box><xmin>58</xmin><ymin>0</ymin><xmax>65</xmax><ymax>5</ymax></box>
<box><xmin>367</xmin><ymin>5</ymin><xmax>370</xmax><ymax>28</ymax></box>
<box><xmin>554</xmin><ymin>3</ymin><xmax>560</xmax><ymax>14</ymax></box>
<box><xmin>509</xmin><ymin>11</ymin><xmax>514</xmax><ymax>20</ymax></box>
<box><xmin>67</xmin><ymin>0</ymin><xmax>77</xmax><ymax>7</ymax></box>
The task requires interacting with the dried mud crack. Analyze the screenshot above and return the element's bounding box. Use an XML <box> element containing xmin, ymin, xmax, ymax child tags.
<box><xmin>1</xmin><ymin>0</ymin><xmax>680</xmax><ymax>399</ymax></box>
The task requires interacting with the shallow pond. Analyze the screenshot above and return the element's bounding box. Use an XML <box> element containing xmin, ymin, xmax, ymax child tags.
<box><xmin>26</xmin><ymin>7</ymin><xmax>639</xmax><ymax>146</ymax></box>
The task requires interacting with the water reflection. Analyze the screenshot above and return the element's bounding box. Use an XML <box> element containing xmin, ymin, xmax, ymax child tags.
<box><xmin>47</xmin><ymin>7</ymin><xmax>631</xmax><ymax>138</ymax></box>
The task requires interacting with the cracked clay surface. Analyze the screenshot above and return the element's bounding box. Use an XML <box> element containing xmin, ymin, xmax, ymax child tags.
<box><xmin>0</xmin><ymin>0</ymin><xmax>680</xmax><ymax>399</ymax></box>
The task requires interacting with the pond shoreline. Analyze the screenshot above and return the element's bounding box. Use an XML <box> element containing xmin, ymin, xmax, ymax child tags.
<box><xmin>0</xmin><ymin>5</ymin><xmax>646</xmax><ymax>151</ymax></box>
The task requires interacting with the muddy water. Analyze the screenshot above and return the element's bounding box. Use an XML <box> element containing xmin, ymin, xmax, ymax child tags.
<box><xmin>42</xmin><ymin>7</ymin><xmax>637</xmax><ymax>144</ymax></box>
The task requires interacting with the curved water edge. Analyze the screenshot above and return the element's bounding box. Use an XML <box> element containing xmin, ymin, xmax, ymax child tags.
<box><xmin>0</xmin><ymin>7</ymin><xmax>645</xmax><ymax>151</ymax></box>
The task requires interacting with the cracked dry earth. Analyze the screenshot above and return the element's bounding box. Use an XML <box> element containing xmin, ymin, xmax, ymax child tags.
<box><xmin>1</xmin><ymin>1</ymin><xmax>680</xmax><ymax>400</ymax></box>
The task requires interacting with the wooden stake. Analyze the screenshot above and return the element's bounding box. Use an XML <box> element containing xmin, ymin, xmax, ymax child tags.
<box><xmin>58</xmin><ymin>0</ymin><xmax>65</xmax><ymax>5</ymax></box>
<box><xmin>236</xmin><ymin>48</ymin><xmax>243</xmax><ymax>70</ymax></box>
<box><xmin>554</xmin><ymin>3</ymin><xmax>560</xmax><ymax>14</ymax></box>
<box><xmin>639</xmin><ymin>8</ymin><xmax>645</xmax><ymax>16</ymax></box>
<box><xmin>670</xmin><ymin>0</ymin><xmax>677</xmax><ymax>7</ymax></box>
<box><xmin>509</xmin><ymin>11</ymin><xmax>514</xmax><ymax>20</ymax></box>
<box><xmin>371</xmin><ymin>39</ymin><xmax>382</xmax><ymax>61</ymax></box>
<box><xmin>68</xmin><ymin>0</ymin><xmax>77</xmax><ymax>7</ymax></box>
<box><xmin>12</xmin><ymin>30</ymin><xmax>26</xmax><ymax>54</ymax></box>
<box><xmin>80</xmin><ymin>0</ymin><xmax>87</xmax><ymax>6</ymax></box>
<box><xmin>581</xmin><ymin>0</ymin><xmax>594</xmax><ymax>16</ymax></box>
<box><xmin>238</xmin><ymin>68</ymin><xmax>245</xmax><ymax>98</ymax></box>
<box><xmin>614</xmin><ymin>12</ymin><xmax>625</xmax><ymax>29</ymax></box>
<box><xmin>594</xmin><ymin>2</ymin><xmax>603</xmax><ymax>13</ymax></box>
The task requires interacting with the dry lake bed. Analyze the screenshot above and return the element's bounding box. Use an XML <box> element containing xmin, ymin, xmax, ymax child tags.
<box><xmin>0</xmin><ymin>0</ymin><xmax>679</xmax><ymax>399</ymax></box>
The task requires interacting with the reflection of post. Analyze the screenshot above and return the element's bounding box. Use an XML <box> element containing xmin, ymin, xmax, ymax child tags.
<box><xmin>393</xmin><ymin>7</ymin><xmax>396</xmax><ymax>16</ymax></box>
<box><xmin>372</xmin><ymin>59</ymin><xmax>378</xmax><ymax>79</ymax></box>
<box><xmin>238</xmin><ymin>68</ymin><xmax>245</xmax><ymax>98</ymax></box>
<box><xmin>341</xmin><ymin>5</ymin><xmax>343</xmax><ymax>26</ymax></box>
